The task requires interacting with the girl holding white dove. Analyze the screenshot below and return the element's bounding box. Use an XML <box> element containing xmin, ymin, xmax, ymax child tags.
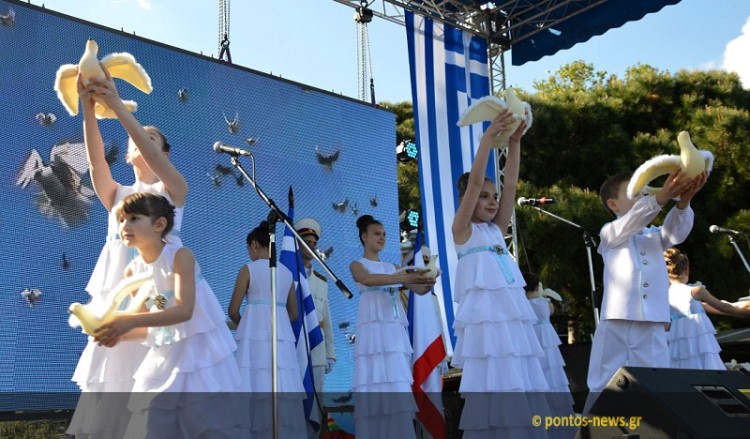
<box><xmin>67</xmin><ymin>62</ymin><xmax>188</xmax><ymax>438</ymax></box>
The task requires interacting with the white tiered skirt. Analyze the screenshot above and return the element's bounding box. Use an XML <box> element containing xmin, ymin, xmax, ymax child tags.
<box><xmin>352</xmin><ymin>291</ymin><xmax>417</xmax><ymax>439</ymax></box>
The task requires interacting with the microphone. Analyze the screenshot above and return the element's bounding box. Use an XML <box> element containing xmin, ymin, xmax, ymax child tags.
<box><xmin>709</xmin><ymin>225</ymin><xmax>743</xmax><ymax>236</ymax></box>
<box><xmin>517</xmin><ymin>197</ymin><xmax>555</xmax><ymax>207</ymax></box>
<box><xmin>213</xmin><ymin>141</ymin><xmax>252</xmax><ymax>157</ymax></box>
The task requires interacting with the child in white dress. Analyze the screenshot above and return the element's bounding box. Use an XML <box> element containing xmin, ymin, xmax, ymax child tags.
<box><xmin>94</xmin><ymin>193</ymin><xmax>243</xmax><ymax>438</ymax></box>
<box><xmin>228</xmin><ymin>220</ymin><xmax>307</xmax><ymax>438</ymax></box>
<box><xmin>451</xmin><ymin>110</ymin><xmax>551</xmax><ymax>438</ymax></box>
<box><xmin>523</xmin><ymin>272</ymin><xmax>575</xmax><ymax>438</ymax></box>
<box><xmin>349</xmin><ymin>215</ymin><xmax>434</xmax><ymax>439</ymax></box>
<box><xmin>665</xmin><ymin>248</ymin><xmax>750</xmax><ymax>369</ymax></box>
<box><xmin>68</xmin><ymin>66</ymin><xmax>188</xmax><ymax>439</ymax></box>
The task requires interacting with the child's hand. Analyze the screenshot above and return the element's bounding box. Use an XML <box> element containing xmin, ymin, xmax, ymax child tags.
<box><xmin>655</xmin><ymin>169</ymin><xmax>692</xmax><ymax>205</ymax></box>
<box><xmin>676</xmin><ymin>171</ymin><xmax>708</xmax><ymax>207</ymax></box>
<box><xmin>76</xmin><ymin>72</ymin><xmax>97</xmax><ymax>112</ymax></box>
<box><xmin>404</xmin><ymin>270</ymin><xmax>435</xmax><ymax>284</ymax></box>
<box><xmin>509</xmin><ymin>120</ymin><xmax>527</xmax><ymax>143</ymax></box>
<box><xmin>94</xmin><ymin>315</ymin><xmax>134</xmax><ymax>346</ymax></box>
<box><xmin>85</xmin><ymin>64</ymin><xmax>122</xmax><ymax>109</ymax></box>
<box><xmin>482</xmin><ymin>110</ymin><xmax>516</xmax><ymax>140</ymax></box>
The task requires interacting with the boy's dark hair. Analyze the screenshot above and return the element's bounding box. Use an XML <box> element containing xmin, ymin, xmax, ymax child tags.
<box><xmin>456</xmin><ymin>172</ymin><xmax>493</xmax><ymax>199</ymax></box>
<box><xmin>599</xmin><ymin>171</ymin><xmax>633</xmax><ymax>216</ymax></box>
<box><xmin>246</xmin><ymin>220</ymin><xmax>271</xmax><ymax>248</ymax></box>
<box><xmin>356</xmin><ymin>215</ymin><xmax>382</xmax><ymax>245</ymax></box>
<box><xmin>520</xmin><ymin>271</ymin><xmax>539</xmax><ymax>293</ymax></box>
<box><xmin>115</xmin><ymin>192</ymin><xmax>175</xmax><ymax>237</ymax></box>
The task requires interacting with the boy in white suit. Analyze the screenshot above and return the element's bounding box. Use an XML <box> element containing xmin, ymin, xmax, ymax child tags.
<box><xmin>584</xmin><ymin>169</ymin><xmax>707</xmax><ymax>412</ymax></box>
<box><xmin>294</xmin><ymin>218</ymin><xmax>336</xmax><ymax>396</ymax></box>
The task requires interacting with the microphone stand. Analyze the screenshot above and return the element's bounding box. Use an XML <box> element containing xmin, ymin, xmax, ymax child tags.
<box><xmin>226</xmin><ymin>153</ymin><xmax>354</xmax><ymax>439</ymax></box>
<box><xmin>726</xmin><ymin>234</ymin><xmax>750</xmax><ymax>275</ymax></box>
<box><xmin>525</xmin><ymin>205</ymin><xmax>600</xmax><ymax>329</ymax></box>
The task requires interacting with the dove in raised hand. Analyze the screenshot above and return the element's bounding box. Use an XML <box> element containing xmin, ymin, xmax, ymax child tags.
<box><xmin>54</xmin><ymin>38</ymin><xmax>152</xmax><ymax>119</ymax></box>
<box><xmin>627</xmin><ymin>131</ymin><xmax>714</xmax><ymax>199</ymax></box>
<box><xmin>457</xmin><ymin>87</ymin><xmax>533</xmax><ymax>148</ymax></box>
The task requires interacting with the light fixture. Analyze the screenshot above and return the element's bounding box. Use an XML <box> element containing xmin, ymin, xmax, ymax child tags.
<box><xmin>396</xmin><ymin>139</ymin><xmax>418</xmax><ymax>162</ymax></box>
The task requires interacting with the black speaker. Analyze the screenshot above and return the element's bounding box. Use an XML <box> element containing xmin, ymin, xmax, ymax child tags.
<box><xmin>577</xmin><ymin>367</ymin><xmax>750</xmax><ymax>439</ymax></box>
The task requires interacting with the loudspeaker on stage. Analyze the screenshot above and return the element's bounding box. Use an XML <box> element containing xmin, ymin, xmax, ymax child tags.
<box><xmin>577</xmin><ymin>366</ymin><xmax>750</xmax><ymax>439</ymax></box>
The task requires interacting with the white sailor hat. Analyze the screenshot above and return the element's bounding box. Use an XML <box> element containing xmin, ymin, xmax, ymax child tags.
<box><xmin>294</xmin><ymin>217</ymin><xmax>321</xmax><ymax>240</ymax></box>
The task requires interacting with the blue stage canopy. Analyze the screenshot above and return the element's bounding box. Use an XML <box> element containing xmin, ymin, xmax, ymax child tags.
<box><xmin>510</xmin><ymin>0</ymin><xmax>682</xmax><ymax>66</ymax></box>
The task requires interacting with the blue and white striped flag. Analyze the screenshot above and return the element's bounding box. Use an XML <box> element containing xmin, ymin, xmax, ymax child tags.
<box><xmin>406</xmin><ymin>11</ymin><xmax>493</xmax><ymax>352</ymax></box>
<box><xmin>280</xmin><ymin>207</ymin><xmax>324</xmax><ymax>432</ymax></box>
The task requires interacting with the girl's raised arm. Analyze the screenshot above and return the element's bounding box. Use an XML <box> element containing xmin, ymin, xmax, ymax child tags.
<box><xmin>79</xmin><ymin>75</ymin><xmax>118</xmax><ymax>210</ymax></box>
<box><xmin>88</xmin><ymin>66</ymin><xmax>188</xmax><ymax>207</ymax></box>
<box><xmin>492</xmin><ymin>120</ymin><xmax>525</xmax><ymax>235</ymax></box>
<box><xmin>453</xmin><ymin>110</ymin><xmax>516</xmax><ymax>244</ymax></box>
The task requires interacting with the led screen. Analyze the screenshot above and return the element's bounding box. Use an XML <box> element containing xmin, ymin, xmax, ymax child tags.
<box><xmin>0</xmin><ymin>0</ymin><xmax>399</xmax><ymax>410</ymax></box>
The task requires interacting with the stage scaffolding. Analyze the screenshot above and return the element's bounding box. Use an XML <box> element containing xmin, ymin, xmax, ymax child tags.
<box><xmin>333</xmin><ymin>0</ymin><xmax>607</xmax><ymax>254</ymax></box>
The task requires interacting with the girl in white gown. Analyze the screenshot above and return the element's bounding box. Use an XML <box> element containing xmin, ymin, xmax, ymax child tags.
<box><xmin>68</xmin><ymin>67</ymin><xmax>188</xmax><ymax>439</ymax></box>
<box><xmin>451</xmin><ymin>110</ymin><xmax>550</xmax><ymax>438</ymax></box>
<box><xmin>228</xmin><ymin>220</ymin><xmax>307</xmax><ymax>438</ymax></box>
<box><xmin>665</xmin><ymin>248</ymin><xmax>750</xmax><ymax>369</ymax></box>
<box><xmin>94</xmin><ymin>193</ymin><xmax>243</xmax><ymax>438</ymax></box>
<box><xmin>349</xmin><ymin>214</ymin><xmax>435</xmax><ymax>439</ymax></box>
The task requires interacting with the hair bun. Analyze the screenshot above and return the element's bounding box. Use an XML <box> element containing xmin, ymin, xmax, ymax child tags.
<box><xmin>356</xmin><ymin>215</ymin><xmax>375</xmax><ymax>229</ymax></box>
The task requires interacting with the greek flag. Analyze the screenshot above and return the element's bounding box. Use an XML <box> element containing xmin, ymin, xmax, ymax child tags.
<box><xmin>280</xmin><ymin>208</ymin><xmax>324</xmax><ymax>432</ymax></box>
<box><xmin>406</xmin><ymin>11</ymin><xmax>492</xmax><ymax>352</ymax></box>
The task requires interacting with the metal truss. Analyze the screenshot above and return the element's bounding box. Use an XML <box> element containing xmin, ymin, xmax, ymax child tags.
<box><xmin>332</xmin><ymin>1</ymin><xmax>610</xmax><ymax>86</ymax></box>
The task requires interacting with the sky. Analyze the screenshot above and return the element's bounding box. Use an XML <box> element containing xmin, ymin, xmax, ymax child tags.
<box><xmin>17</xmin><ymin>0</ymin><xmax>750</xmax><ymax>103</ymax></box>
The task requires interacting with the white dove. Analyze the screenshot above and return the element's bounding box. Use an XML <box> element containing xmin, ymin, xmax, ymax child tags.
<box><xmin>68</xmin><ymin>270</ymin><xmax>154</xmax><ymax>336</ymax></box>
<box><xmin>397</xmin><ymin>246</ymin><xmax>441</xmax><ymax>280</ymax></box>
<box><xmin>54</xmin><ymin>38</ymin><xmax>152</xmax><ymax>119</ymax></box>
<box><xmin>457</xmin><ymin>87</ymin><xmax>533</xmax><ymax>148</ymax></box>
<box><xmin>627</xmin><ymin>131</ymin><xmax>714</xmax><ymax>199</ymax></box>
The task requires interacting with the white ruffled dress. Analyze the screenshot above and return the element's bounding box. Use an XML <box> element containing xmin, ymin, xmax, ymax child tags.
<box><xmin>452</xmin><ymin>223</ymin><xmax>551</xmax><ymax>438</ymax></box>
<box><xmin>67</xmin><ymin>181</ymin><xmax>184</xmax><ymax>439</ymax></box>
<box><xmin>352</xmin><ymin>258</ymin><xmax>417</xmax><ymax>439</ymax></box>
<box><xmin>234</xmin><ymin>259</ymin><xmax>307</xmax><ymax>437</ymax></box>
<box><xmin>122</xmin><ymin>243</ymin><xmax>244</xmax><ymax>438</ymax></box>
<box><xmin>528</xmin><ymin>297</ymin><xmax>574</xmax><ymax>421</ymax></box>
<box><xmin>667</xmin><ymin>282</ymin><xmax>725</xmax><ymax>370</ymax></box>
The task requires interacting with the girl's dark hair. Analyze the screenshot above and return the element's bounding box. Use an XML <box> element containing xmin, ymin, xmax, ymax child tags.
<box><xmin>356</xmin><ymin>215</ymin><xmax>382</xmax><ymax>245</ymax></box>
<box><xmin>665</xmin><ymin>247</ymin><xmax>689</xmax><ymax>280</ymax></box>
<box><xmin>145</xmin><ymin>125</ymin><xmax>171</xmax><ymax>152</ymax></box>
<box><xmin>115</xmin><ymin>192</ymin><xmax>175</xmax><ymax>237</ymax></box>
<box><xmin>246</xmin><ymin>220</ymin><xmax>271</xmax><ymax>248</ymax></box>
<box><xmin>456</xmin><ymin>172</ymin><xmax>493</xmax><ymax>198</ymax></box>
<box><xmin>520</xmin><ymin>271</ymin><xmax>539</xmax><ymax>293</ymax></box>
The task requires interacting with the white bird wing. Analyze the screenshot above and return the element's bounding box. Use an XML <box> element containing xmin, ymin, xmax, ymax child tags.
<box><xmin>701</xmin><ymin>150</ymin><xmax>715</xmax><ymax>172</ymax></box>
<box><xmin>457</xmin><ymin>96</ymin><xmax>506</xmax><ymax>127</ymax></box>
<box><xmin>16</xmin><ymin>149</ymin><xmax>44</xmax><ymax>188</ymax></box>
<box><xmin>54</xmin><ymin>64</ymin><xmax>80</xmax><ymax>116</ymax></box>
<box><xmin>51</xmin><ymin>142</ymin><xmax>89</xmax><ymax>175</ymax></box>
<box><xmin>627</xmin><ymin>154</ymin><xmax>681</xmax><ymax>199</ymax></box>
<box><xmin>521</xmin><ymin>101</ymin><xmax>534</xmax><ymax>135</ymax></box>
<box><xmin>101</xmin><ymin>52</ymin><xmax>153</xmax><ymax>94</ymax></box>
<box><xmin>542</xmin><ymin>288</ymin><xmax>563</xmax><ymax>302</ymax></box>
<box><xmin>94</xmin><ymin>100</ymin><xmax>137</xmax><ymax>119</ymax></box>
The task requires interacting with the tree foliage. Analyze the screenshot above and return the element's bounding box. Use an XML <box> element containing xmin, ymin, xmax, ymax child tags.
<box><xmin>391</xmin><ymin>61</ymin><xmax>750</xmax><ymax>337</ymax></box>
